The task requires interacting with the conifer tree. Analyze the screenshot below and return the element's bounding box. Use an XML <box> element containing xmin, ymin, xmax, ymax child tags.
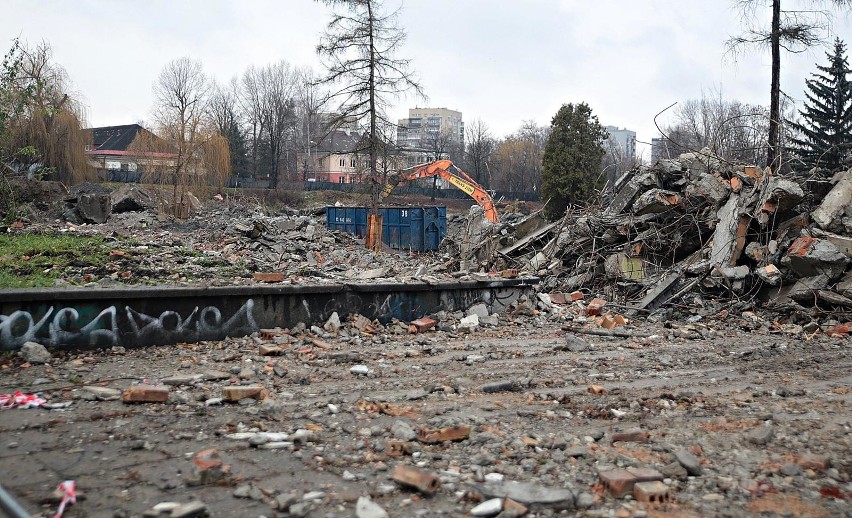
<box><xmin>541</xmin><ymin>103</ymin><xmax>607</xmax><ymax>220</ymax></box>
<box><xmin>787</xmin><ymin>38</ymin><xmax>852</xmax><ymax>174</ymax></box>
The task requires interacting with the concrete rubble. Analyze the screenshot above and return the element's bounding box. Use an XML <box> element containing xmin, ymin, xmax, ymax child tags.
<box><xmin>1</xmin><ymin>166</ymin><xmax>852</xmax><ymax>517</ymax></box>
<box><xmin>447</xmin><ymin>149</ymin><xmax>852</xmax><ymax>324</ymax></box>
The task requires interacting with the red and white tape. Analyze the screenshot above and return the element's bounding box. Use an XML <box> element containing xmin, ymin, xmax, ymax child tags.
<box><xmin>0</xmin><ymin>391</ymin><xmax>46</xmax><ymax>409</ymax></box>
<box><xmin>53</xmin><ymin>480</ymin><xmax>76</xmax><ymax>518</ymax></box>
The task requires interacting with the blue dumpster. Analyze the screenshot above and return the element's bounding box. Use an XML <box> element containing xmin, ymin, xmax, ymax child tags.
<box><xmin>326</xmin><ymin>206</ymin><xmax>447</xmax><ymax>252</ymax></box>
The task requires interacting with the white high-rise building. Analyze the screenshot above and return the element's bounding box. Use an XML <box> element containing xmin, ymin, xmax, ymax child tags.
<box><xmin>604</xmin><ymin>125</ymin><xmax>636</xmax><ymax>159</ymax></box>
<box><xmin>397</xmin><ymin>107</ymin><xmax>464</xmax><ymax>156</ymax></box>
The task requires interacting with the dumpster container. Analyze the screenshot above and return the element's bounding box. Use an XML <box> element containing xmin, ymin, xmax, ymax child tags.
<box><xmin>326</xmin><ymin>206</ymin><xmax>447</xmax><ymax>252</ymax></box>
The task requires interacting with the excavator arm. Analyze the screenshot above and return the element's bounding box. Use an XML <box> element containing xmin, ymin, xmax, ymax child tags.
<box><xmin>381</xmin><ymin>159</ymin><xmax>500</xmax><ymax>223</ymax></box>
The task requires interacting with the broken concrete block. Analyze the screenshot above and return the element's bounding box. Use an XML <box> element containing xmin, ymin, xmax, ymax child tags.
<box><xmin>605</xmin><ymin>171</ymin><xmax>658</xmax><ymax>215</ymax></box>
<box><xmin>475</xmin><ymin>481</ymin><xmax>576</xmax><ymax>511</ymax></box>
<box><xmin>813</xmin><ymin>229</ymin><xmax>852</xmax><ymax>259</ymax></box>
<box><xmin>459</xmin><ymin>313</ymin><xmax>480</xmax><ymax>331</ymax></box>
<box><xmin>812</xmin><ymin>169</ymin><xmax>852</xmax><ymax>231</ymax></box>
<box><xmin>467</xmin><ymin>303</ymin><xmax>490</xmax><ymax>318</ymax></box>
<box><xmin>718</xmin><ymin>265</ymin><xmax>750</xmax><ymax>280</ymax></box>
<box><xmin>687</xmin><ymin>173</ymin><xmax>730</xmax><ymax>205</ymax></box>
<box><xmin>756</xmin><ymin>264</ymin><xmax>782</xmax><ymax>285</ymax></box>
<box><xmin>788</xmin><ymin>274</ymin><xmax>830</xmax><ymax>302</ymax></box>
<box><xmin>77</xmin><ymin>192</ymin><xmax>111</xmax><ymax>223</ymax></box>
<box><xmin>783</xmin><ymin>236</ymin><xmax>849</xmax><ymax>280</ymax></box>
<box><xmin>323</xmin><ymin>312</ymin><xmax>341</xmax><ymax>334</ymax></box>
<box><xmin>18</xmin><ymin>341</ymin><xmax>51</xmax><ymax>364</ymax></box>
<box><xmin>710</xmin><ymin>193</ymin><xmax>749</xmax><ymax>267</ymax></box>
<box><xmin>110</xmin><ymin>184</ymin><xmax>154</xmax><ymax>213</ymax></box>
<box><xmin>604</xmin><ymin>253</ymin><xmax>644</xmax><ymax>280</ymax></box>
<box><xmin>632</xmin><ymin>188</ymin><xmax>681</xmax><ymax>215</ymax></box>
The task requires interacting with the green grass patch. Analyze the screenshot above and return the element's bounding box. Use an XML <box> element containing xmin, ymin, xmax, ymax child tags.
<box><xmin>0</xmin><ymin>233</ymin><xmax>111</xmax><ymax>288</ymax></box>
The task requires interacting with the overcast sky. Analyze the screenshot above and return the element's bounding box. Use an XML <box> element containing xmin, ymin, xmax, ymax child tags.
<box><xmin>4</xmin><ymin>0</ymin><xmax>851</xmax><ymax>159</ymax></box>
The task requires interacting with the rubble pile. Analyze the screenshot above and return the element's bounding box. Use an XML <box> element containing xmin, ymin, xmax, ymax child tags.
<box><xmin>462</xmin><ymin>150</ymin><xmax>852</xmax><ymax>317</ymax></box>
<box><xmin>12</xmin><ymin>183</ymin><xmax>491</xmax><ymax>287</ymax></box>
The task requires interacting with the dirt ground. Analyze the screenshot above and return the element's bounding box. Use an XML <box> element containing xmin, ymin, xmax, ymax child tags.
<box><xmin>1</xmin><ymin>312</ymin><xmax>850</xmax><ymax>518</ymax></box>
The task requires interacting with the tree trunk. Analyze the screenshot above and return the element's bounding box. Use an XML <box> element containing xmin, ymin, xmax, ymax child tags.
<box><xmin>767</xmin><ymin>0</ymin><xmax>781</xmax><ymax>170</ymax></box>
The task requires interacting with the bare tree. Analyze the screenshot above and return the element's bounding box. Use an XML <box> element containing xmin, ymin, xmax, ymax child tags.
<box><xmin>152</xmin><ymin>57</ymin><xmax>229</xmax><ymax>214</ymax></box>
<box><xmin>463</xmin><ymin>119</ymin><xmax>496</xmax><ymax>186</ymax></box>
<box><xmin>728</xmin><ymin>0</ymin><xmax>851</xmax><ymax>170</ymax></box>
<box><xmin>491</xmin><ymin>121</ymin><xmax>549</xmax><ymax>195</ymax></box>
<box><xmin>317</xmin><ymin>0</ymin><xmax>425</xmax><ymax>217</ymax></box>
<box><xmin>659</xmin><ymin>90</ymin><xmax>769</xmax><ymax>165</ymax></box>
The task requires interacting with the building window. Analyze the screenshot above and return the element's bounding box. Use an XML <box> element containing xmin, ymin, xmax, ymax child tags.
<box><xmin>339</xmin><ymin>176</ymin><xmax>346</xmax><ymax>184</ymax></box>
<box><xmin>339</xmin><ymin>158</ymin><xmax>345</xmax><ymax>167</ymax></box>
<box><xmin>350</xmin><ymin>158</ymin><xmax>356</xmax><ymax>167</ymax></box>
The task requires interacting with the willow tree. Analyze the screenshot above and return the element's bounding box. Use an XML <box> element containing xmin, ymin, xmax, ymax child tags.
<box><xmin>3</xmin><ymin>41</ymin><xmax>91</xmax><ymax>184</ymax></box>
<box><xmin>151</xmin><ymin>57</ymin><xmax>230</xmax><ymax>216</ymax></box>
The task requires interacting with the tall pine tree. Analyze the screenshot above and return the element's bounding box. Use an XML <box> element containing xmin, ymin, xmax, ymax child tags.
<box><xmin>787</xmin><ymin>38</ymin><xmax>852</xmax><ymax>174</ymax></box>
<box><xmin>541</xmin><ymin>103</ymin><xmax>607</xmax><ymax>220</ymax></box>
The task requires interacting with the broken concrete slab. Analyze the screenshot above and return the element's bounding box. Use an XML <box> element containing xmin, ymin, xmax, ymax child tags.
<box><xmin>813</xmin><ymin>169</ymin><xmax>852</xmax><ymax>231</ymax></box>
<box><xmin>474</xmin><ymin>481</ymin><xmax>576</xmax><ymax>511</ymax></box>
<box><xmin>783</xmin><ymin>236</ymin><xmax>849</xmax><ymax>280</ymax></box>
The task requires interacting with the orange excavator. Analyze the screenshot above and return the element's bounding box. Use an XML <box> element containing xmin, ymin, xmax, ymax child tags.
<box><xmin>380</xmin><ymin>159</ymin><xmax>500</xmax><ymax>223</ymax></box>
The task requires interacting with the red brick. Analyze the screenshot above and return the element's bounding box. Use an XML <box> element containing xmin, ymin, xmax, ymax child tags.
<box><xmin>797</xmin><ymin>454</ymin><xmax>829</xmax><ymax>471</ymax></box>
<box><xmin>391</xmin><ymin>464</ymin><xmax>441</xmax><ymax>495</ymax></box>
<box><xmin>611</xmin><ymin>430</ymin><xmax>651</xmax><ymax>444</ymax></box>
<box><xmin>626</xmin><ymin>467</ymin><xmax>664</xmax><ymax>482</ymax></box>
<box><xmin>599</xmin><ymin>469</ymin><xmax>637</xmax><ymax>497</ymax></box>
<box><xmin>570</xmin><ymin>291</ymin><xmax>584</xmax><ymax>301</ymax></box>
<box><xmin>500</xmin><ymin>269</ymin><xmax>519</xmax><ymax>279</ymax></box>
<box><xmin>253</xmin><ymin>272</ymin><xmax>285</xmax><ymax>283</ymax></box>
<box><xmin>409</xmin><ymin>317</ymin><xmax>437</xmax><ymax>333</ymax></box>
<box><xmin>418</xmin><ymin>425</ymin><xmax>471</xmax><ymax>443</ymax></box>
<box><xmin>548</xmin><ymin>292</ymin><xmax>568</xmax><ymax>305</ymax></box>
<box><xmin>587</xmin><ymin>298</ymin><xmax>607</xmax><ymax>316</ymax></box>
<box><xmin>122</xmin><ymin>384</ymin><xmax>169</xmax><ymax>403</ymax></box>
<box><xmin>633</xmin><ymin>480</ymin><xmax>671</xmax><ymax>503</ymax></box>
<box><xmin>502</xmin><ymin>498</ymin><xmax>528</xmax><ymax>516</ymax></box>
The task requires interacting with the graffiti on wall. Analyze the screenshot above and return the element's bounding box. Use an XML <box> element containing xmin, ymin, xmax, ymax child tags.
<box><xmin>0</xmin><ymin>299</ymin><xmax>257</xmax><ymax>351</ymax></box>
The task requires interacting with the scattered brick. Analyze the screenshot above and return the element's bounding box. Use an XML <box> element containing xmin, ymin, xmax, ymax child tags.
<box><xmin>796</xmin><ymin>454</ymin><xmax>829</xmax><ymax>471</ymax></box>
<box><xmin>122</xmin><ymin>384</ymin><xmax>169</xmax><ymax>403</ymax></box>
<box><xmin>500</xmin><ymin>269</ymin><xmax>519</xmax><ymax>279</ymax></box>
<box><xmin>418</xmin><ymin>425</ymin><xmax>471</xmax><ymax>443</ymax></box>
<box><xmin>587</xmin><ymin>298</ymin><xmax>607</xmax><ymax>316</ymax></box>
<box><xmin>259</xmin><ymin>344</ymin><xmax>284</xmax><ymax>355</ymax></box>
<box><xmin>409</xmin><ymin>317</ymin><xmax>437</xmax><ymax>333</ymax></box>
<box><xmin>386</xmin><ymin>440</ymin><xmax>411</xmax><ymax>457</ymax></box>
<box><xmin>626</xmin><ymin>467</ymin><xmax>664</xmax><ymax>483</ymax></box>
<box><xmin>599</xmin><ymin>469</ymin><xmax>637</xmax><ymax>498</ymax></box>
<box><xmin>502</xmin><ymin>498</ymin><xmax>528</xmax><ymax>516</ymax></box>
<box><xmin>612</xmin><ymin>429</ymin><xmax>650</xmax><ymax>444</ymax></box>
<box><xmin>253</xmin><ymin>272</ymin><xmax>285</xmax><ymax>283</ymax></box>
<box><xmin>588</xmin><ymin>385</ymin><xmax>606</xmax><ymax>395</ymax></box>
<box><xmin>222</xmin><ymin>385</ymin><xmax>269</xmax><ymax>401</ymax></box>
<box><xmin>548</xmin><ymin>292</ymin><xmax>568</xmax><ymax>305</ymax></box>
<box><xmin>569</xmin><ymin>291</ymin><xmax>584</xmax><ymax>301</ymax></box>
<box><xmin>391</xmin><ymin>464</ymin><xmax>441</xmax><ymax>495</ymax></box>
<box><xmin>633</xmin><ymin>480</ymin><xmax>672</xmax><ymax>503</ymax></box>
